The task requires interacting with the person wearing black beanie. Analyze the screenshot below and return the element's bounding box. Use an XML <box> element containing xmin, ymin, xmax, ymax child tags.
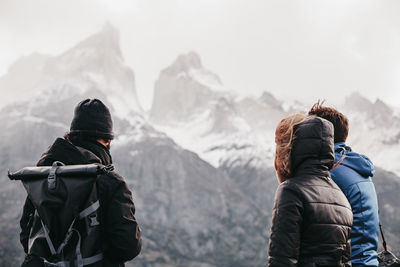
<box><xmin>69</xmin><ymin>98</ymin><xmax>114</xmax><ymax>140</ymax></box>
<box><xmin>19</xmin><ymin>99</ymin><xmax>142</xmax><ymax>267</ymax></box>
<box><xmin>66</xmin><ymin>99</ymin><xmax>114</xmax><ymax>161</ymax></box>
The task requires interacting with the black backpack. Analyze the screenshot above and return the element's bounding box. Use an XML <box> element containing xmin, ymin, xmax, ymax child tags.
<box><xmin>9</xmin><ymin>161</ymin><xmax>114</xmax><ymax>267</ymax></box>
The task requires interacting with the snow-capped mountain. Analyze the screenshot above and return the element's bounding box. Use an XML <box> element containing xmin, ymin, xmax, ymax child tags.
<box><xmin>343</xmin><ymin>92</ymin><xmax>400</xmax><ymax>175</ymax></box>
<box><xmin>0</xmin><ymin>25</ymin><xmax>269</xmax><ymax>267</ymax></box>
<box><xmin>0</xmin><ymin>22</ymin><xmax>142</xmax><ymax>119</ymax></box>
<box><xmin>150</xmin><ymin>52</ymin><xmax>286</xmax><ymax>170</ymax></box>
<box><xmin>151</xmin><ymin>55</ymin><xmax>400</xmax><ymax>177</ymax></box>
<box><xmin>150</xmin><ymin>51</ymin><xmax>226</xmax><ymax>124</ymax></box>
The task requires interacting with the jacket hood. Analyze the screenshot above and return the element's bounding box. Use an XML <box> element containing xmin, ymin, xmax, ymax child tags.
<box><xmin>291</xmin><ymin>116</ymin><xmax>335</xmax><ymax>176</ymax></box>
<box><xmin>334</xmin><ymin>142</ymin><xmax>375</xmax><ymax>177</ymax></box>
<box><xmin>37</xmin><ymin>138</ymin><xmax>102</xmax><ymax>166</ymax></box>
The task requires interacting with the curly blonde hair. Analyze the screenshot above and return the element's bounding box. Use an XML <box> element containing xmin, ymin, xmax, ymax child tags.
<box><xmin>274</xmin><ymin>112</ymin><xmax>307</xmax><ymax>183</ymax></box>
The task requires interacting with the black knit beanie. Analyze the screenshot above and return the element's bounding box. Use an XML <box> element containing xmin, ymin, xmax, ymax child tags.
<box><xmin>70</xmin><ymin>99</ymin><xmax>114</xmax><ymax>140</ymax></box>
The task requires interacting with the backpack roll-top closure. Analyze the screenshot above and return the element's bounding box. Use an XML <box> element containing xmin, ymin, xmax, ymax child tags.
<box><xmin>8</xmin><ymin>163</ymin><xmax>104</xmax><ymax>180</ymax></box>
<box><xmin>9</xmin><ymin>162</ymin><xmax>111</xmax><ymax>267</ymax></box>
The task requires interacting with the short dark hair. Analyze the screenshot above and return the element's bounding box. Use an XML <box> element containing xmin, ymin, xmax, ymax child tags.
<box><xmin>308</xmin><ymin>100</ymin><xmax>349</xmax><ymax>143</ymax></box>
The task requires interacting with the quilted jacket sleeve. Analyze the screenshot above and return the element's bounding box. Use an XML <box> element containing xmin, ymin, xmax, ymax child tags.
<box><xmin>344</xmin><ymin>238</ymin><xmax>352</xmax><ymax>267</ymax></box>
<box><xmin>268</xmin><ymin>183</ymin><xmax>304</xmax><ymax>267</ymax></box>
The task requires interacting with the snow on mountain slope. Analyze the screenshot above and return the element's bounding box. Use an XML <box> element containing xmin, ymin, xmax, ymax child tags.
<box><xmin>0</xmin><ymin>22</ymin><xmax>142</xmax><ymax>118</ymax></box>
<box><xmin>150</xmin><ymin>52</ymin><xmax>400</xmax><ymax>179</ymax></box>
<box><xmin>0</xmin><ymin>27</ymin><xmax>272</xmax><ymax>267</ymax></box>
<box><xmin>343</xmin><ymin>92</ymin><xmax>400</xmax><ymax>175</ymax></box>
<box><xmin>162</xmin><ymin>51</ymin><xmax>223</xmax><ymax>92</ymax></box>
<box><xmin>150</xmin><ymin>52</ymin><xmax>286</xmax><ymax>170</ymax></box>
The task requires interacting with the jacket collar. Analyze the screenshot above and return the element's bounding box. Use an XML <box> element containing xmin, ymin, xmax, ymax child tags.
<box><xmin>334</xmin><ymin>142</ymin><xmax>352</xmax><ymax>153</ymax></box>
<box><xmin>37</xmin><ymin>138</ymin><xmax>103</xmax><ymax>166</ymax></box>
<box><xmin>71</xmin><ymin>139</ymin><xmax>112</xmax><ymax>165</ymax></box>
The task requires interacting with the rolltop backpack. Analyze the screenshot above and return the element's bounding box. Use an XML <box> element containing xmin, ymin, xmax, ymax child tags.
<box><xmin>8</xmin><ymin>161</ymin><xmax>114</xmax><ymax>267</ymax></box>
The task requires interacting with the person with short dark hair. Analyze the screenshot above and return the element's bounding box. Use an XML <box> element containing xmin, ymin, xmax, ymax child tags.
<box><xmin>20</xmin><ymin>99</ymin><xmax>142</xmax><ymax>267</ymax></box>
<box><xmin>268</xmin><ymin>113</ymin><xmax>353</xmax><ymax>267</ymax></box>
<box><xmin>309</xmin><ymin>101</ymin><xmax>379</xmax><ymax>267</ymax></box>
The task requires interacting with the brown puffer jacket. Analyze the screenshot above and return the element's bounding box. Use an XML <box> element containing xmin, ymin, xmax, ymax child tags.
<box><xmin>268</xmin><ymin>116</ymin><xmax>353</xmax><ymax>267</ymax></box>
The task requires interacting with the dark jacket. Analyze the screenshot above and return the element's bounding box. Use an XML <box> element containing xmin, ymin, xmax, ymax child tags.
<box><xmin>331</xmin><ymin>142</ymin><xmax>379</xmax><ymax>267</ymax></box>
<box><xmin>20</xmin><ymin>138</ymin><xmax>142</xmax><ymax>267</ymax></box>
<box><xmin>268</xmin><ymin>116</ymin><xmax>353</xmax><ymax>267</ymax></box>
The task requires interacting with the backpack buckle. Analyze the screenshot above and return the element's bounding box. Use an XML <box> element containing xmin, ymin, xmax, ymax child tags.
<box><xmin>100</xmin><ymin>164</ymin><xmax>114</xmax><ymax>173</ymax></box>
<box><xmin>47</xmin><ymin>161</ymin><xmax>65</xmax><ymax>190</ymax></box>
<box><xmin>88</xmin><ymin>214</ymin><xmax>100</xmax><ymax>227</ymax></box>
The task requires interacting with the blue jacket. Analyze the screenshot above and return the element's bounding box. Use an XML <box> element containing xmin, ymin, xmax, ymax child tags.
<box><xmin>330</xmin><ymin>142</ymin><xmax>379</xmax><ymax>267</ymax></box>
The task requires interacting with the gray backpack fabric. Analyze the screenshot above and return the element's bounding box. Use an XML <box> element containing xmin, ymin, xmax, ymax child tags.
<box><xmin>9</xmin><ymin>161</ymin><xmax>113</xmax><ymax>267</ymax></box>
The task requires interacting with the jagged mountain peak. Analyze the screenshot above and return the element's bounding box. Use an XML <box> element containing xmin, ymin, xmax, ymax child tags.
<box><xmin>151</xmin><ymin>51</ymin><xmax>225</xmax><ymax>123</ymax></box>
<box><xmin>43</xmin><ymin>23</ymin><xmax>143</xmax><ymax>116</ymax></box>
<box><xmin>259</xmin><ymin>91</ymin><xmax>283</xmax><ymax>110</ymax></box>
<box><xmin>163</xmin><ymin>51</ymin><xmax>203</xmax><ymax>75</ymax></box>
<box><xmin>161</xmin><ymin>51</ymin><xmax>223</xmax><ymax>88</ymax></box>
<box><xmin>102</xmin><ymin>21</ymin><xmax>119</xmax><ymax>37</ymax></box>
<box><xmin>344</xmin><ymin>91</ymin><xmax>372</xmax><ymax>110</ymax></box>
<box><xmin>343</xmin><ymin>91</ymin><xmax>400</xmax><ymax>146</ymax></box>
<box><xmin>176</xmin><ymin>51</ymin><xmax>202</xmax><ymax>68</ymax></box>
<box><xmin>1</xmin><ymin>23</ymin><xmax>143</xmax><ymax>116</ymax></box>
<box><xmin>374</xmin><ymin>98</ymin><xmax>393</xmax><ymax>116</ymax></box>
<box><xmin>215</xmin><ymin>97</ymin><xmax>236</xmax><ymax>112</ymax></box>
<box><xmin>210</xmin><ymin>97</ymin><xmax>238</xmax><ymax>123</ymax></box>
<box><xmin>344</xmin><ymin>91</ymin><xmax>394</xmax><ymax>117</ymax></box>
<box><xmin>59</xmin><ymin>22</ymin><xmax>122</xmax><ymax>61</ymax></box>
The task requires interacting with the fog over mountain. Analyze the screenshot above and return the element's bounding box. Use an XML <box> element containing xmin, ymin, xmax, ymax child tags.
<box><xmin>0</xmin><ymin>24</ymin><xmax>399</xmax><ymax>266</ymax></box>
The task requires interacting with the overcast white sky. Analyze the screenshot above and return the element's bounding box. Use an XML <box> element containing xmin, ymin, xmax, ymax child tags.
<box><xmin>1</xmin><ymin>0</ymin><xmax>399</xmax><ymax>109</ymax></box>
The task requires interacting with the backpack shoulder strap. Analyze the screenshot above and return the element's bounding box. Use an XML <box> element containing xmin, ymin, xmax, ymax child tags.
<box><xmin>379</xmin><ymin>224</ymin><xmax>388</xmax><ymax>252</ymax></box>
<box><xmin>79</xmin><ymin>200</ymin><xmax>100</xmax><ymax>220</ymax></box>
